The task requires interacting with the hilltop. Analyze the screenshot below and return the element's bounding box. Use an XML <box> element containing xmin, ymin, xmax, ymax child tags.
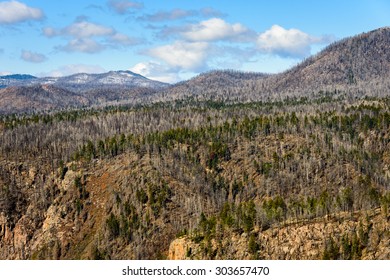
<box><xmin>268</xmin><ymin>27</ymin><xmax>390</xmax><ymax>94</ymax></box>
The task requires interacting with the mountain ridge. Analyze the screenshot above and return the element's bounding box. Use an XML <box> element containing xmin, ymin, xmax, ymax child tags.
<box><xmin>1</xmin><ymin>27</ymin><xmax>390</xmax><ymax>114</ymax></box>
<box><xmin>0</xmin><ymin>70</ymin><xmax>169</xmax><ymax>114</ymax></box>
<box><xmin>159</xmin><ymin>27</ymin><xmax>390</xmax><ymax>103</ymax></box>
<box><xmin>0</xmin><ymin>70</ymin><xmax>168</xmax><ymax>91</ymax></box>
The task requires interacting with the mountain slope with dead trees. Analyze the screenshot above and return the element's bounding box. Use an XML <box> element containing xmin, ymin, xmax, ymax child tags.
<box><xmin>0</xmin><ymin>27</ymin><xmax>389</xmax><ymax>260</ymax></box>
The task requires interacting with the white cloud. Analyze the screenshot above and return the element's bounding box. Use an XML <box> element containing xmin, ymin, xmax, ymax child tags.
<box><xmin>64</xmin><ymin>21</ymin><xmax>114</xmax><ymax>38</ymax></box>
<box><xmin>44</xmin><ymin>20</ymin><xmax>140</xmax><ymax>53</ymax></box>
<box><xmin>148</xmin><ymin>41</ymin><xmax>210</xmax><ymax>71</ymax></box>
<box><xmin>58</xmin><ymin>38</ymin><xmax>105</xmax><ymax>53</ymax></box>
<box><xmin>0</xmin><ymin>1</ymin><xmax>44</xmax><ymax>24</ymax></box>
<box><xmin>108</xmin><ymin>0</ymin><xmax>143</xmax><ymax>14</ymax></box>
<box><xmin>44</xmin><ymin>21</ymin><xmax>115</xmax><ymax>38</ymax></box>
<box><xmin>182</xmin><ymin>18</ymin><xmax>249</xmax><ymax>42</ymax></box>
<box><xmin>257</xmin><ymin>25</ymin><xmax>327</xmax><ymax>58</ymax></box>
<box><xmin>40</xmin><ymin>64</ymin><xmax>106</xmax><ymax>77</ymax></box>
<box><xmin>129</xmin><ymin>61</ymin><xmax>180</xmax><ymax>83</ymax></box>
<box><xmin>21</xmin><ymin>50</ymin><xmax>47</xmax><ymax>63</ymax></box>
<box><xmin>143</xmin><ymin>19</ymin><xmax>257</xmax><ymax>75</ymax></box>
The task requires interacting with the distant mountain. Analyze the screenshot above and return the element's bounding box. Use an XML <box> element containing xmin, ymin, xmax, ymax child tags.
<box><xmin>155</xmin><ymin>70</ymin><xmax>269</xmax><ymax>103</ymax></box>
<box><xmin>0</xmin><ymin>70</ymin><xmax>168</xmax><ymax>92</ymax></box>
<box><xmin>0</xmin><ymin>74</ymin><xmax>37</xmax><ymax>80</ymax></box>
<box><xmin>0</xmin><ymin>74</ymin><xmax>37</xmax><ymax>88</ymax></box>
<box><xmin>0</xmin><ymin>84</ymin><xmax>161</xmax><ymax>114</ymax></box>
<box><xmin>0</xmin><ymin>70</ymin><xmax>169</xmax><ymax>114</ymax></box>
<box><xmin>41</xmin><ymin>70</ymin><xmax>168</xmax><ymax>92</ymax></box>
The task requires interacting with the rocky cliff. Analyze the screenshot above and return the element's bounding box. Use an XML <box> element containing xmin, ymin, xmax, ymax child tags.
<box><xmin>169</xmin><ymin>210</ymin><xmax>389</xmax><ymax>260</ymax></box>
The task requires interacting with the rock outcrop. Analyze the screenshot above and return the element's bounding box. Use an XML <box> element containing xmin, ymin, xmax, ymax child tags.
<box><xmin>169</xmin><ymin>210</ymin><xmax>390</xmax><ymax>260</ymax></box>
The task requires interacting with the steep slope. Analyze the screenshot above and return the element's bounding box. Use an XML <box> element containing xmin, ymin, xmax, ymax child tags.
<box><xmin>267</xmin><ymin>27</ymin><xmax>390</xmax><ymax>94</ymax></box>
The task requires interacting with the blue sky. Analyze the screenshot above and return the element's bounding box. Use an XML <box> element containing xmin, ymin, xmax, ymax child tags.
<box><xmin>0</xmin><ymin>0</ymin><xmax>389</xmax><ymax>82</ymax></box>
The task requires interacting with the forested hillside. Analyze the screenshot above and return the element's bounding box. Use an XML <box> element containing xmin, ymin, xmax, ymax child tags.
<box><xmin>0</xmin><ymin>27</ymin><xmax>389</xmax><ymax>260</ymax></box>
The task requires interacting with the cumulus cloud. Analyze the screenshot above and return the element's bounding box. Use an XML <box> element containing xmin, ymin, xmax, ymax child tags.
<box><xmin>129</xmin><ymin>61</ymin><xmax>179</xmax><ymax>83</ymax></box>
<box><xmin>181</xmin><ymin>18</ymin><xmax>250</xmax><ymax>42</ymax></box>
<box><xmin>21</xmin><ymin>50</ymin><xmax>47</xmax><ymax>63</ymax></box>
<box><xmin>142</xmin><ymin>18</ymin><xmax>258</xmax><ymax>74</ymax></box>
<box><xmin>157</xmin><ymin>18</ymin><xmax>252</xmax><ymax>42</ymax></box>
<box><xmin>148</xmin><ymin>41</ymin><xmax>210</xmax><ymax>71</ymax></box>
<box><xmin>0</xmin><ymin>1</ymin><xmax>44</xmax><ymax>24</ymax></box>
<box><xmin>40</xmin><ymin>64</ymin><xmax>106</xmax><ymax>77</ymax></box>
<box><xmin>64</xmin><ymin>21</ymin><xmax>114</xmax><ymax>38</ymax></box>
<box><xmin>257</xmin><ymin>25</ymin><xmax>329</xmax><ymax>58</ymax></box>
<box><xmin>43</xmin><ymin>20</ymin><xmax>140</xmax><ymax>53</ymax></box>
<box><xmin>108</xmin><ymin>0</ymin><xmax>143</xmax><ymax>14</ymax></box>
